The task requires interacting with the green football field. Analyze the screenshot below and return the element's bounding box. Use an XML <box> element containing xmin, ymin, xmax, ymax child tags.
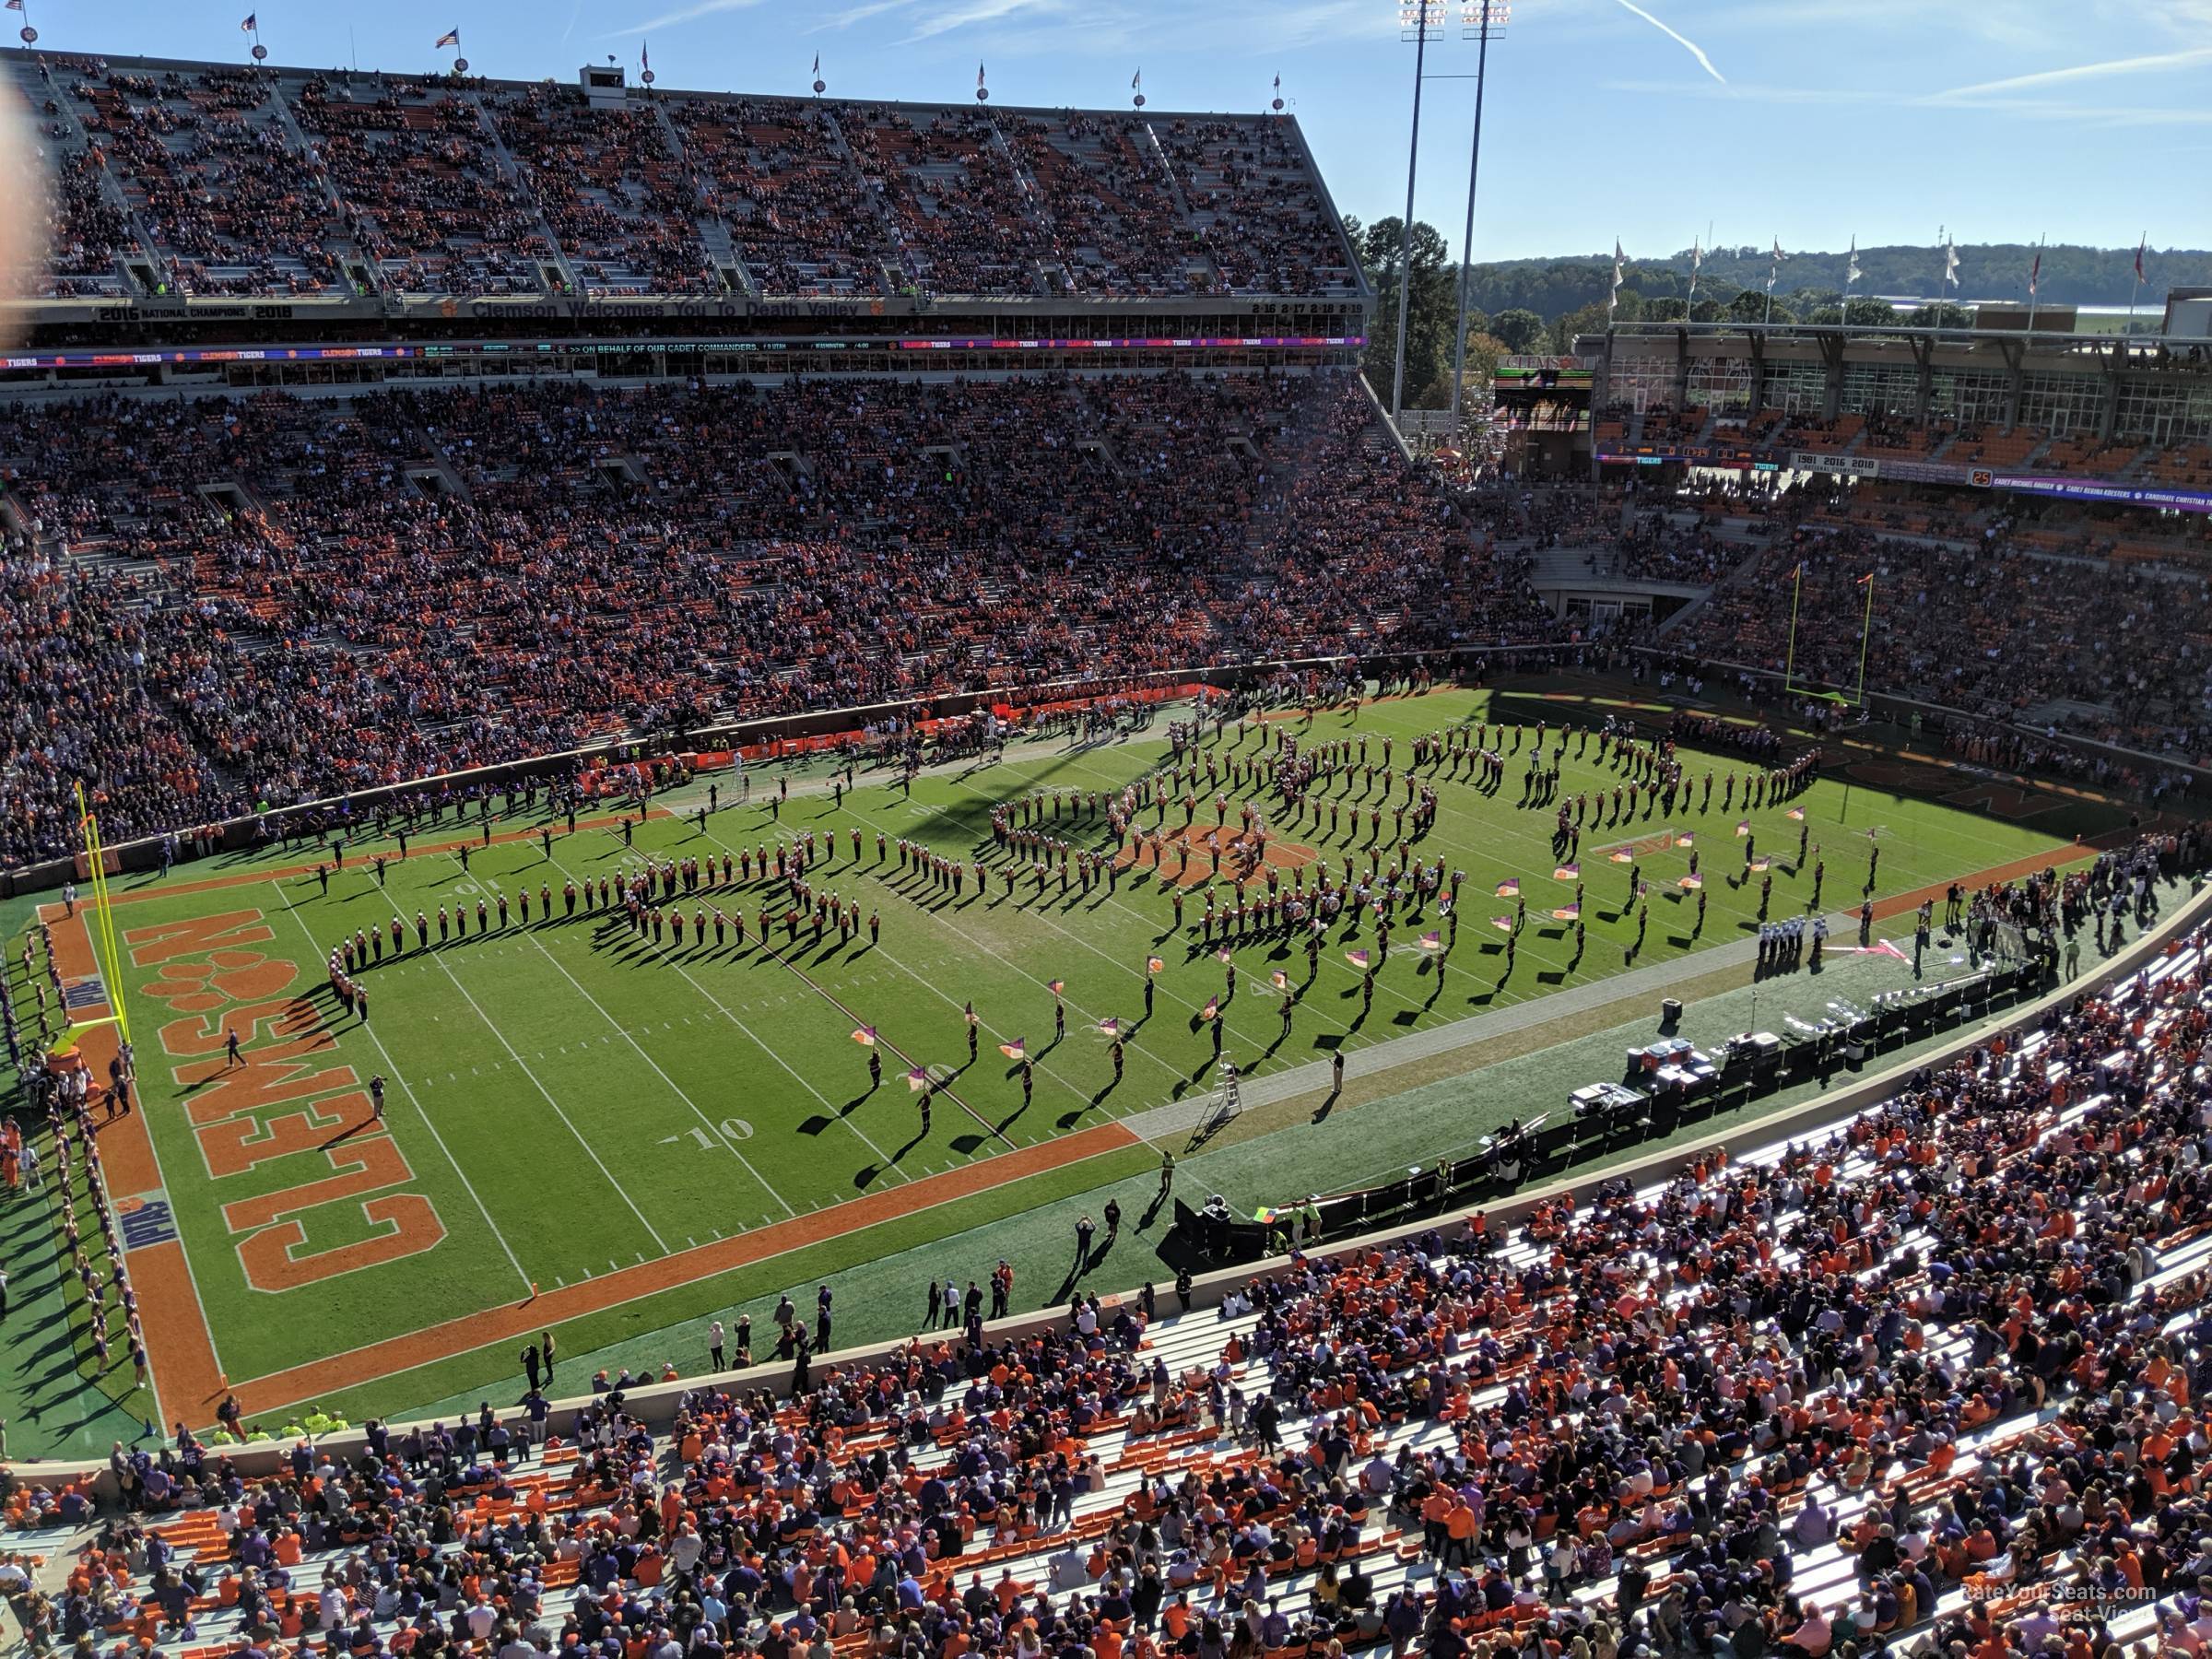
<box><xmin>0</xmin><ymin>683</ymin><xmax>2118</xmax><ymax>1450</ymax></box>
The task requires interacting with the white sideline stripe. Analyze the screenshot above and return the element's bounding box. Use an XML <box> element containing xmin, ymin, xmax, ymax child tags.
<box><xmin>269</xmin><ymin>879</ymin><xmax>532</xmax><ymax>1294</ymax></box>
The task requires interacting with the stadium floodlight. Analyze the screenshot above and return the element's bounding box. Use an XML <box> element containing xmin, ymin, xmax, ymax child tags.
<box><xmin>1393</xmin><ymin>0</ymin><xmax>1512</xmax><ymax>432</ymax></box>
<box><xmin>1446</xmin><ymin>0</ymin><xmax>1508</xmax><ymax>438</ymax></box>
<box><xmin>1389</xmin><ymin>1</ymin><xmax>1445</xmax><ymax>423</ymax></box>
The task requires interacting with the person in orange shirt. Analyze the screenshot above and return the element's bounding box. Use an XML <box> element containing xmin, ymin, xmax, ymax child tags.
<box><xmin>1444</xmin><ymin>1500</ymin><xmax>1478</xmax><ymax>1569</ymax></box>
<box><xmin>1161</xmin><ymin>1594</ymin><xmax>1193</xmax><ymax>1645</ymax></box>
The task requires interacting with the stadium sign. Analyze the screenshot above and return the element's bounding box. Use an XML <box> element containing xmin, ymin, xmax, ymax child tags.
<box><xmin>1790</xmin><ymin>450</ymin><xmax>1880</xmax><ymax>478</ymax></box>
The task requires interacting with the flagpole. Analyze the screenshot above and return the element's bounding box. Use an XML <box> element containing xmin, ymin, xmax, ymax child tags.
<box><xmin>2027</xmin><ymin>233</ymin><xmax>2043</xmax><ymax>335</ymax></box>
<box><xmin>1783</xmin><ymin>561</ymin><xmax>1803</xmax><ymax>693</ymax></box>
<box><xmin>1855</xmin><ymin>573</ymin><xmax>1875</xmax><ymax>708</ymax></box>
<box><xmin>2129</xmin><ymin>232</ymin><xmax>2145</xmax><ymax>335</ymax></box>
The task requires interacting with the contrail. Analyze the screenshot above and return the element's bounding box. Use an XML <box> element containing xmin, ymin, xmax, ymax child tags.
<box><xmin>1608</xmin><ymin>0</ymin><xmax>1726</xmax><ymax>84</ymax></box>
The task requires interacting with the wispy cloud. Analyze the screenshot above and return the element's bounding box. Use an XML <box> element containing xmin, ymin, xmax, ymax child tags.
<box><xmin>806</xmin><ymin>0</ymin><xmax>916</xmax><ymax>30</ymax></box>
<box><xmin>1599</xmin><ymin>75</ymin><xmax>2212</xmax><ymax>128</ymax></box>
<box><xmin>900</xmin><ymin>0</ymin><xmax>1060</xmax><ymax>41</ymax></box>
<box><xmin>1932</xmin><ymin>44</ymin><xmax>2212</xmax><ymax>99</ymax></box>
<box><xmin>608</xmin><ymin>0</ymin><xmax>765</xmax><ymax>36</ymax></box>
<box><xmin>1606</xmin><ymin>0</ymin><xmax>1725</xmax><ymax>82</ymax></box>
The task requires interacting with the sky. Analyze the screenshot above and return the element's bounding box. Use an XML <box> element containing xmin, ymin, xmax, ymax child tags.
<box><xmin>22</xmin><ymin>0</ymin><xmax>2212</xmax><ymax>261</ymax></box>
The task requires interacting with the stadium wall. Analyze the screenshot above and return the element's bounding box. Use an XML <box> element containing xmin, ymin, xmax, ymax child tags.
<box><xmin>17</xmin><ymin>879</ymin><xmax>2206</xmax><ymax>1497</ymax></box>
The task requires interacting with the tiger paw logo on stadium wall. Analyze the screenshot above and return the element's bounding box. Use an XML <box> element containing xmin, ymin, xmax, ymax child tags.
<box><xmin>142</xmin><ymin>950</ymin><xmax>294</xmax><ymax>1012</ymax></box>
<box><xmin>439</xmin><ymin>297</ymin><xmax>461</xmax><ymax>320</ymax></box>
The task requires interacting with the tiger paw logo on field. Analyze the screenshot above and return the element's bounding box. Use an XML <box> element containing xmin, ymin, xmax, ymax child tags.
<box><xmin>142</xmin><ymin>948</ymin><xmax>294</xmax><ymax>1011</ymax></box>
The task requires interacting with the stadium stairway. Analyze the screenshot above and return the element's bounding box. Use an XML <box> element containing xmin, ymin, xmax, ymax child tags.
<box><xmin>650</xmin><ymin>99</ymin><xmax>752</xmax><ymax>298</ymax></box>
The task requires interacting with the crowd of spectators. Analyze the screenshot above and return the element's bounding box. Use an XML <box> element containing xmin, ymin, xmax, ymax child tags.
<box><xmin>69</xmin><ymin>64</ymin><xmax>347</xmax><ymax>296</ymax></box>
<box><xmin>288</xmin><ymin>76</ymin><xmax>552</xmax><ymax>296</ymax></box>
<box><xmin>10</xmin><ymin>875</ymin><xmax>2211</xmax><ymax>1659</ymax></box>
<box><xmin>5</xmin><ymin>53</ymin><xmax>1359</xmax><ymax>301</ymax></box>
<box><xmin>0</xmin><ymin>372</ymin><xmax>1539</xmax><ymax>865</ymax></box>
<box><xmin>1678</xmin><ymin>529</ymin><xmax>2212</xmax><ymax>758</ymax></box>
<box><xmin>485</xmin><ymin>86</ymin><xmax>715</xmax><ymax>297</ymax></box>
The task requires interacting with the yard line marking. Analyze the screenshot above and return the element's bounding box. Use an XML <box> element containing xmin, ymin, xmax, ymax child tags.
<box><xmin>422</xmin><ymin>945</ymin><xmax>672</xmax><ymax>1255</ymax></box>
<box><xmin>535</xmin><ymin>843</ymin><xmax>897</xmax><ymax>1192</ymax></box>
<box><xmin>970</xmin><ymin>744</ymin><xmax>1580</xmax><ymax>1014</ymax></box>
<box><xmin>994</xmin><ymin>750</ymin><xmax>1478</xmax><ymax>1007</ymax></box>
<box><xmin>771</xmin><ymin>806</ymin><xmax>1185</xmax><ymax>1098</ymax></box>
<box><xmin>465</xmin><ymin>861</ymin><xmax>793</xmax><ymax>1217</ymax></box>
<box><xmin>270</xmin><ymin>880</ymin><xmax>532</xmax><ymax>1295</ymax></box>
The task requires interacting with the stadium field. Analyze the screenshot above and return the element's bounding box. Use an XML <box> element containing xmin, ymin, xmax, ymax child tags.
<box><xmin>3</xmin><ymin>682</ymin><xmax>2128</xmax><ymax>1447</ymax></box>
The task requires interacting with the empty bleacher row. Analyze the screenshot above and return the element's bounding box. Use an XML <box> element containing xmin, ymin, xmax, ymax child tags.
<box><xmin>6</xmin><ymin>53</ymin><xmax>1358</xmax><ymax>300</ymax></box>
<box><xmin>15</xmin><ymin>895</ymin><xmax>2210</xmax><ymax>1659</ymax></box>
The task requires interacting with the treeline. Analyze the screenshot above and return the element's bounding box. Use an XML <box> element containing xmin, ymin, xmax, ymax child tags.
<box><xmin>1343</xmin><ymin>219</ymin><xmax>2206</xmax><ymax>415</ymax></box>
<box><xmin>1460</xmin><ymin>241</ymin><xmax>2207</xmax><ymax>320</ymax></box>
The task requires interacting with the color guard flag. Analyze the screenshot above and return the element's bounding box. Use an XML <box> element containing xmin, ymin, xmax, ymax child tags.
<box><xmin>1679</xmin><ymin>874</ymin><xmax>1703</xmax><ymax>889</ymax></box>
<box><xmin>1418</xmin><ymin>931</ymin><xmax>1442</xmax><ymax>952</ymax></box>
<box><xmin>1786</xmin><ymin>806</ymin><xmax>1806</xmax><ymax>820</ymax></box>
<box><xmin>904</xmin><ymin>1066</ymin><xmax>930</xmax><ymax>1091</ymax></box>
<box><xmin>1750</xmin><ymin>856</ymin><xmax>1771</xmax><ymax>872</ymax></box>
<box><xmin>1609</xmin><ymin>850</ymin><xmax>1634</xmax><ymax>864</ymax></box>
<box><xmin>1147</xmin><ymin>955</ymin><xmax>1164</xmax><ymax>974</ymax></box>
<box><xmin>1217</xmin><ymin>947</ymin><xmax>1234</xmax><ymax>964</ymax></box>
<box><xmin>1345</xmin><ymin>948</ymin><xmax>1371</xmax><ymax>970</ymax></box>
<box><xmin>1552</xmin><ymin>904</ymin><xmax>1581</xmax><ymax>922</ymax></box>
<box><xmin>998</xmin><ymin>1037</ymin><xmax>1026</xmax><ymax>1059</ymax></box>
<box><xmin>1263</xmin><ymin>971</ymin><xmax>1287</xmax><ymax>994</ymax></box>
<box><xmin>1495</xmin><ymin>878</ymin><xmax>1520</xmax><ymax>898</ymax></box>
<box><xmin>1676</xmin><ymin>832</ymin><xmax>1695</xmax><ymax>848</ymax></box>
<box><xmin>1490</xmin><ymin>915</ymin><xmax>1514</xmax><ymax>932</ymax></box>
<box><xmin>1553</xmin><ymin>863</ymin><xmax>1580</xmax><ymax>881</ymax></box>
<box><xmin>1047</xmin><ymin>979</ymin><xmax>1065</xmax><ymax>996</ymax></box>
<box><xmin>1095</xmin><ymin>1016</ymin><xmax>1121</xmax><ymax>1037</ymax></box>
<box><xmin>850</xmin><ymin>1026</ymin><xmax>876</xmax><ymax>1047</ymax></box>
<box><xmin>435</xmin><ymin>27</ymin><xmax>461</xmax><ymax>47</ymax></box>
<box><xmin>1200</xmin><ymin>995</ymin><xmax>1219</xmax><ymax>1021</ymax></box>
<box><xmin>1735</xmin><ymin>819</ymin><xmax>1751</xmax><ymax>837</ymax></box>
